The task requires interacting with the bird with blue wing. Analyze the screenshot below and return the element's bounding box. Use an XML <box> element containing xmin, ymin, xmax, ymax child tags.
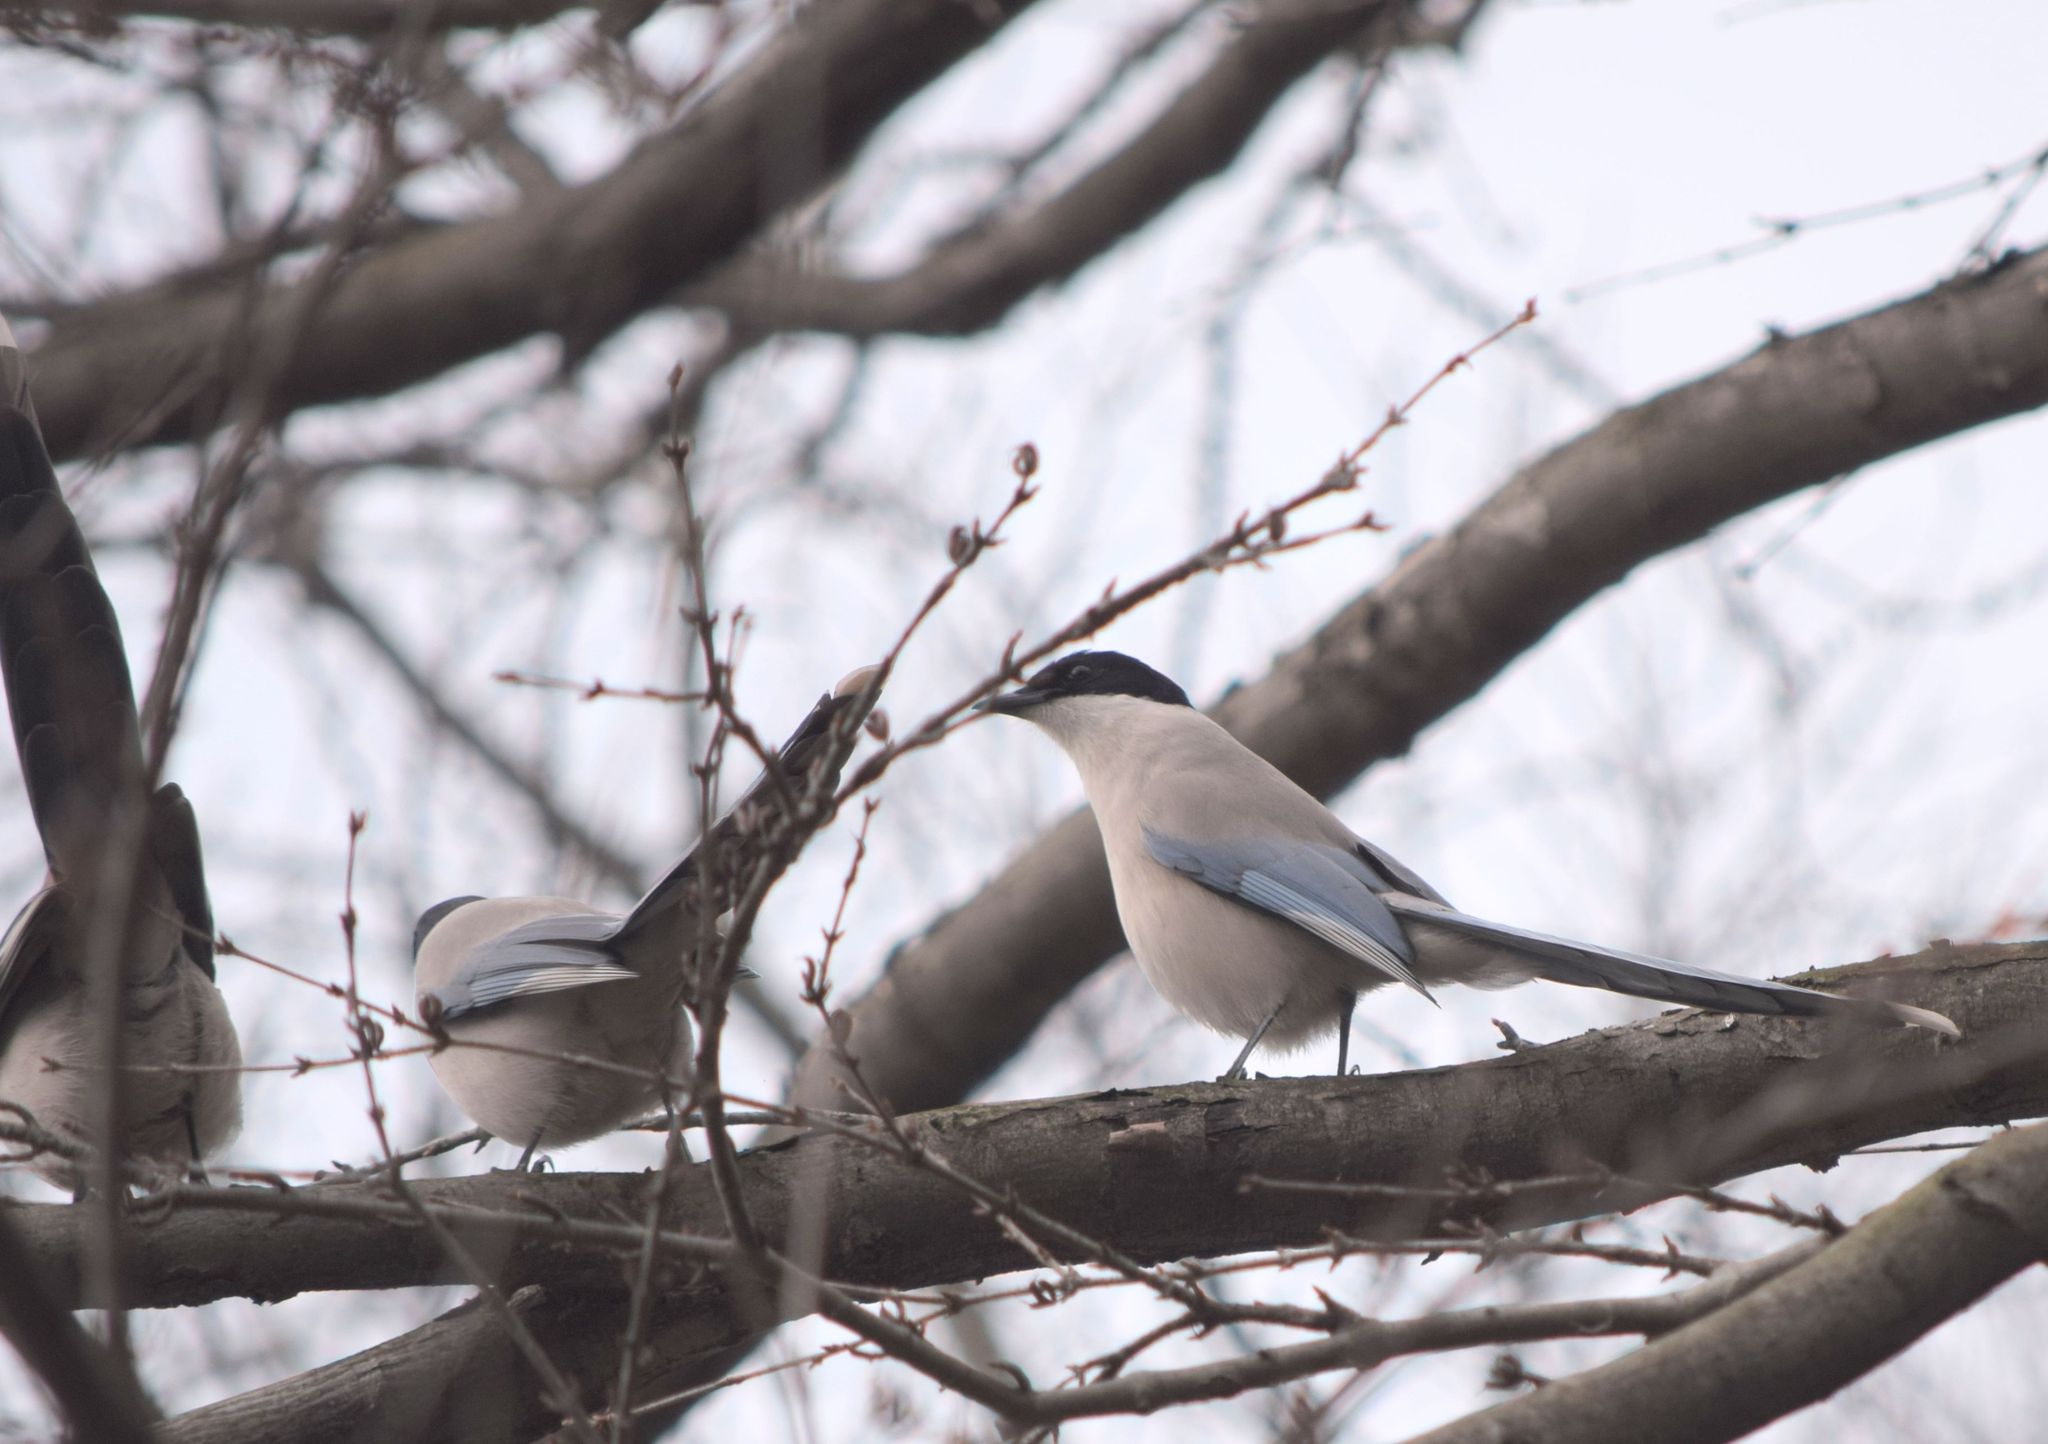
<box><xmin>980</xmin><ymin>650</ymin><xmax>1957</xmax><ymax>1080</ymax></box>
<box><xmin>413</xmin><ymin>664</ymin><xmax>881</xmax><ymax>1167</ymax></box>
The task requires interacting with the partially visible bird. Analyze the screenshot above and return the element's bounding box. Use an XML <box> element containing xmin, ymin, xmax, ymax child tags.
<box><xmin>414</xmin><ymin>665</ymin><xmax>881</xmax><ymax>1166</ymax></box>
<box><xmin>0</xmin><ymin>311</ymin><xmax>241</xmax><ymax>1191</ymax></box>
<box><xmin>981</xmin><ymin>650</ymin><xmax>1957</xmax><ymax>1079</ymax></box>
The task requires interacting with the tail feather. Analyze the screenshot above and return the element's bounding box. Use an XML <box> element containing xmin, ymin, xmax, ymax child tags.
<box><xmin>3</xmin><ymin>381</ymin><xmax>154</xmax><ymax>881</ymax></box>
<box><xmin>1386</xmin><ymin>897</ymin><xmax>1959</xmax><ymax>1037</ymax></box>
<box><xmin>620</xmin><ymin>663</ymin><xmax>883</xmax><ymax>938</ymax></box>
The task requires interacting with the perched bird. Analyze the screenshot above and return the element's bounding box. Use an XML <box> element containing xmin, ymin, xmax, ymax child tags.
<box><xmin>414</xmin><ymin>664</ymin><xmax>881</xmax><ymax>1166</ymax></box>
<box><xmin>0</xmin><ymin>312</ymin><xmax>241</xmax><ymax>1190</ymax></box>
<box><xmin>981</xmin><ymin>650</ymin><xmax>1957</xmax><ymax>1079</ymax></box>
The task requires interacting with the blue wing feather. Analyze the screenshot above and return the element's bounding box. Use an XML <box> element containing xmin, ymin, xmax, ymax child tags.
<box><xmin>432</xmin><ymin>912</ymin><xmax>637</xmax><ymax>1021</ymax></box>
<box><xmin>1142</xmin><ymin>826</ymin><xmax>1434</xmax><ymax>1000</ymax></box>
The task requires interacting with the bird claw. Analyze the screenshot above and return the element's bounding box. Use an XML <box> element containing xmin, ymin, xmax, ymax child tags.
<box><xmin>1491</xmin><ymin>1018</ymin><xmax>1535</xmax><ymax>1052</ymax></box>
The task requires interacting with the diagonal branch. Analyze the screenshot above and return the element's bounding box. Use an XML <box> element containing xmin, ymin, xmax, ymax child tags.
<box><xmin>288</xmin><ymin>553</ymin><xmax>646</xmax><ymax>894</ymax></box>
<box><xmin>680</xmin><ymin>0</ymin><xmax>1426</xmax><ymax>339</ymax></box>
<box><xmin>25</xmin><ymin>0</ymin><xmax>1046</xmax><ymax>460</ymax></box>
<box><xmin>0</xmin><ymin>1211</ymin><xmax>157</xmax><ymax>1444</ymax></box>
<box><xmin>38</xmin><ymin>0</ymin><xmax>587</xmax><ymax>39</ymax></box>
<box><xmin>1406</xmin><ymin>1117</ymin><xmax>2048</xmax><ymax>1444</ymax></box>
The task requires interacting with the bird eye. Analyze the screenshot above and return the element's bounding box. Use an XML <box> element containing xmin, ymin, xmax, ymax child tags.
<box><xmin>1069</xmin><ymin>664</ymin><xmax>1093</xmax><ymax>683</ymax></box>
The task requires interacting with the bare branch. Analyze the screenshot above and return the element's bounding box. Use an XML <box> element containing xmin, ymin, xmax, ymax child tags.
<box><xmin>1407</xmin><ymin>1119</ymin><xmax>2048</xmax><ymax>1444</ymax></box>
<box><xmin>1568</xmin><ymin>137</ymin><xmax>2048</xmax><ymax>302</ymax></box>
<box><xmin>31</xmin><ymin>0</ymin><xmax>606</xmax><ymax>43</ymax></box>
<box><xmin>680</xmin><ymin>0</ymin><xmax>1431</xmax><ymax>339</ymax></box>
<box><xmin>25</xmin><ymin>0</ymin><xmax>1048</xmax><ymax>459</ymax></box>
<box><xmin>289</xmin><ymin>554</ymin><xmax>648</xmax><ymax>894</ymax></box>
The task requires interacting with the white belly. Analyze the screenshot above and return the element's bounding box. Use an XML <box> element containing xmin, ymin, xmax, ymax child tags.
<box><xmin>0</xmin><ymin>962</ymin><xmax>241</xmax><ymax>1190</ymax></box>
<box><xmin>429</xmin><ymin>977</ymin><xmax>690</xmax><ymax>1148</ymax></box>
<box><xmin>1109</xmin><ymin>849</ymin><xmax>1373</xmax><ymax>1052</ymax></box>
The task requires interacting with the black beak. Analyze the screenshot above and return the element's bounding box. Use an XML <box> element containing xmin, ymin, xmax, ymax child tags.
<box><xmin>976</xmin><ymin>684</ymin><xmax>1049</xmax><ymax>715</ymax></box>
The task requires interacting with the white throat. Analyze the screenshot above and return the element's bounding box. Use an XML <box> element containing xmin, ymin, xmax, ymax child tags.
<box><xmin>1018</xmin><ymin>693</ymin><xmax>1196</xmax><ymax>822</ymax></box>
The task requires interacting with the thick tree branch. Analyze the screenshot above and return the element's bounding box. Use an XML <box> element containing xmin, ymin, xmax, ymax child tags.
<box><xmin>44</xmin><ymin>0</ymin><xmax>585</xmax><ymax>38</ymax></box>
<box><xmin>1407</xmin><ymin>1117</ymin><xmax>2048</xmax><ymax>1444</ymax></box>
<box><xmin>793</xmin><ymin>243</ymin><xmax>2048</xmax><ymax>1118</ymax></box>
<box><xmin>11</xmin><ymin>944</ymin><xmax>2039</xmax><ymax>1310</ymax></box>
<box><xmin>162</xmin><ymin>1289</ymin><xmax>628</xmax><ymax>1444</ymax></box>
<box><xmin>25</xmin><ymin>0</ymin><xmax>1043</xmax><ymax>460</ymax></box>
<box><xmin>96</xmin><ymin>940</ymin><xmax>2044</xmax><ymax>1442</ymax></box>
<box><xmin>0</xmin><ymin>1211</ymin><xmax>157</xmax><ymax>1444</ymax></box>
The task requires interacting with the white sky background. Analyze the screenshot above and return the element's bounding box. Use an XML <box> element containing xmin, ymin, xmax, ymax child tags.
<box><xmin>3</xmin><ymin>0</ymin><xmax>2047</xmax><ymax>1438</ymax></box>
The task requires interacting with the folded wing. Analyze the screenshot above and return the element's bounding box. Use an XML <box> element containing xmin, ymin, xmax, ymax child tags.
<box><xmin>429</xmin><ymin>912</ymin><xmax>637</xmax><ymax>1022</ymax></box>
<box><xmin>1143</xmin><ymin>826</ymin><xmax>1434</xmax><ymax>1000</ymax></box>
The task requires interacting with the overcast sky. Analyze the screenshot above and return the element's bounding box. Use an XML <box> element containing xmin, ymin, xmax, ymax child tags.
<box><xmin>3</xmin><ymin>0</ymin><xmax>2045</xmax><ymax>1437</ymax></box>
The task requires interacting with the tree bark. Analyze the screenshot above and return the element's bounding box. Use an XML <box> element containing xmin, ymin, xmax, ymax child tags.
<box><xmin>17</xmin><ymin>940</ymin><xmax>2027</xmax><ymax>1443</ymax></box>
<box><xmin>43</xmin><ymin>0</ymin><xmax>583</xmax><ymax>37</ymax></box>
<box><xmin>1405</xmin><ymin>1116</ymin><xmax>2048</xmax><ymax>1444</ymax></box>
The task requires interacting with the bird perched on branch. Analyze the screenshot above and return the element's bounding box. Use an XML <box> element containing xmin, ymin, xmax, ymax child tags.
<box><xmin>0</xmin><ymin>312</ymin><xmax>242</xmax><ymax>1191</ymax></box>
<box><xmin>980</xmin><ymin>650</ymin><xmax>1957</xmax><ymax>1079</ymax></box>
<box><xmin>413</xmin><ymin>665</ymin><xmax>881</xmax><ymax>1167</ymax></box>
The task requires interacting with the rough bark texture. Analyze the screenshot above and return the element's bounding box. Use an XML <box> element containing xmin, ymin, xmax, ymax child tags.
<box><xmin>1408</xmin><ymin>1117</ymin><xmax>2048</xmax><ymax>1444</ymax></box>
<box><xmin>793</xmin><ymin>244</ymin><xmax>2048</xmax><ymax>1119</ymax></box>
<box><xmin>7</xmin><ymin>941</ymin><xmax>2027</xmax><ymax>1443</ymax></box>
<box><xmin>0</xmin><ymin>1211</ymin><xmax>157</xmax><ymax>1443</ymax></box>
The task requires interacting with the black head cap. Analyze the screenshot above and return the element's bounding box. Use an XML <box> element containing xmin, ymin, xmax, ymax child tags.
<box><xmin>413</xmin><ymin>895</ymin><xmax>484</xmax><ymax>959</ymax></box>
<box><xmin>981</xmin><ymin>650</ymin><xmax>1192</xmax><ymax>714</ymax></box>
